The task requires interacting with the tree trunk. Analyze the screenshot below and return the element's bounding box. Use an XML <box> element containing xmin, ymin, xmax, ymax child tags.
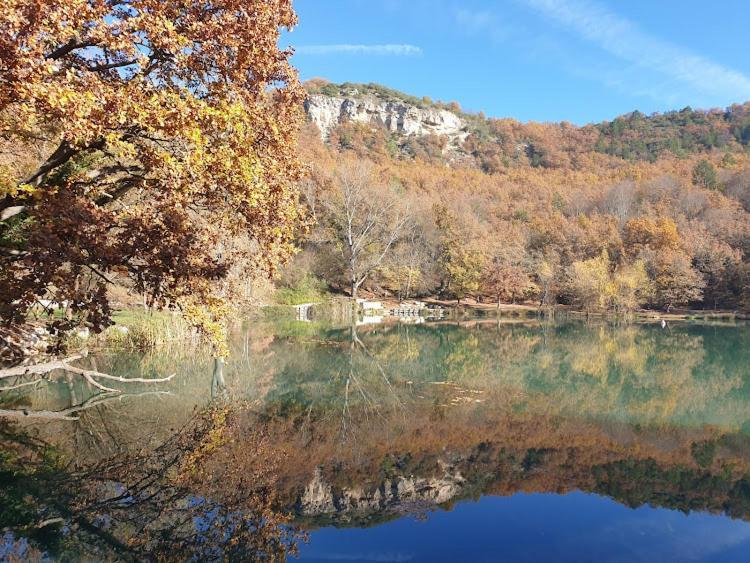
<box><xmin>350</xmin><ymin>266</ymin><xmax>357</xmax><ymax>300</ymax></box>
<box><xmin>211</xmin><ymin>357</ymin><xmax>226</xmax><ymax>400</ymax></box>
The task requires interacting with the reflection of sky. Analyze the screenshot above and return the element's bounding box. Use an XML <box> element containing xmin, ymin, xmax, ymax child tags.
<box><xmin>0</xmin><ymin>531</ymin><xmax>44</xmax><ymax>562</ymax></box>
<box><xmin>298</xmin><ymin>492</ymin><xmax>750</xmax><ymax>563</ymax></box>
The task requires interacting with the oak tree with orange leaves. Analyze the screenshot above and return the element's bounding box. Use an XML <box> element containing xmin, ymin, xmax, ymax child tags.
<box><xmin>0</xmin><ymin>0</ymin><xmax>305</xmax><ymax>350</ymax></box>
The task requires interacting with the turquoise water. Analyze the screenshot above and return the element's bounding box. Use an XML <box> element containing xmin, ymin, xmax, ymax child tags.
<box><xmin>2</xmin><ymin>318</ymin><xmax>750</xmax><ymax>561</ymax></box>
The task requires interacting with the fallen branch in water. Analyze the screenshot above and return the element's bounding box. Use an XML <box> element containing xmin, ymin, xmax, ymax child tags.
<box><xmin>61</xmin><ymin>363</ymin><xmax>176</xmax><ymax>384</ymax></box>
<box><xmin>0</xmin><ymin>355</ymin><xmax>176</xmax><ymax>395</ymax></box>
<box><xmin>0</xmin><ymin>355</ymin><xmax>84</xmax><ymax>378</ymax></box>
<box><xmin>0</xmin><ymin>379</ymin><xmax>44</xmax><ymax>393</ymax></box>
<box><xmin>0</xmin><ymin>390</ymin><xmax>171</xmax><ymax>420</ymax></box>
<box><xmin>0</xmin><ymin>408</ymin><xmax>80</xmax><ymax>421</ymax></box>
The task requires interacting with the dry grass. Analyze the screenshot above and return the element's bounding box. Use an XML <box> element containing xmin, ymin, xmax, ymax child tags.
<box><xmin>100</xmin><ymin>309</ymin><xmax>198</xmax><ymax>350</ymax></box>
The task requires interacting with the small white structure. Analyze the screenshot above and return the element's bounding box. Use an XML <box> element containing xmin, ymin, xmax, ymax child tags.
<box><xmin>36</xmin><ymin>300</ymin><xmax>69</xmax><ymax>310</ymax></box>
<box><xmin>390</xmin><ymin>302</ymin><xmax>424</xmax><ymax>317</ymax></box>
<box><xmin>361</xmin><ymin>301</ymin><xmax>382</xmax><ymax>312</ymax></box>
<box><xmin>294</xmin><ymin>302</ymin><xmax>318</xmax><ymax>322</ymax></box>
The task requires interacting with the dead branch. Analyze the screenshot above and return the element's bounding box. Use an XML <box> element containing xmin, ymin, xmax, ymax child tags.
<box><xmin>0</xmin><ymin>390</ymin><xmax>171</xmax><ymax>421</ymax></box>
<box><xmin>0</xmin><ymin>379</ymin><xmax>44</xmax><ymax>392</ymax></box>
<box><xmin>60</xmin><ymin>364</ymin><xmax>177</xmax><ymax>385</ymax></box>
<box><xmin>0</xmin><ymin>355</ymin><xmax>84</xmax><ymax>378</ymax></box>
<box><xmin>0</xmin><ymin>408</ymin><xmax>79</xmax><ymax>421</ymax></box>
<box><xmin>0</xmin><ymin>355</ymin><xmax>176</xmax><ymax>403</ymax></box>
<box><xmin>1</xmin><ymin>357</ymin><xmax>175</xmax><ymax>390</ymax></box>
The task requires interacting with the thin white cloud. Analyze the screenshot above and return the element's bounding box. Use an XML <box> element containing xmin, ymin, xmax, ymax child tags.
<box><xmin>454</xmin><ymin>7</ymin><xmax>518</xmax><ymax>43</ymax></box>
<box><xmin>455</xmin><ymin>8</ymin><xmax>494</xmax><ymax>32</ymax></box>
<box><xmin>296</xmin><ymin>44</ymin><xmax>422</xmax><ymax>56</ymax></box>
<box><xmin>521</xmin><ymin>0</ymin><xmax>750</xmax><ymax>101</ymax></box>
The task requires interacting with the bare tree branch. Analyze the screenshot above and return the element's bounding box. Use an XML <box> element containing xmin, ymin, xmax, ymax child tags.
<box><xmin>323</xmin><ymin>161</ymin><xmax>411</xmax><ymax>299</ymax></box>
<box><xmin>0</xmin><ymin>390</ymin><xmax>170</xmax><ymax>421</ymax></box>
<box><xmin>46</xmin><ymin>39</ymin><xmax>97</xmax><ymax>60</ymax></box>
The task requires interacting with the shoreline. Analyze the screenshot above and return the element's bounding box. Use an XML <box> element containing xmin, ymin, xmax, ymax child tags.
<box><xmin>371</xmin><ymin>297</ymin><xmax>750</xmax><ymax>322</ymax></box>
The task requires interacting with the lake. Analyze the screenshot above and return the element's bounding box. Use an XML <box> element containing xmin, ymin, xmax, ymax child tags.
<box><xmin>2</xmin><ymin>317</ymin><xmax>750</xmax><ymax>561</ymax></box>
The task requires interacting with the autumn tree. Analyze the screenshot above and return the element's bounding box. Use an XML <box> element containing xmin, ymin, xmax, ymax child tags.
<box><xmin>319</xmin><ymin>161</ymin><xmax>410</xmax><ymax>299</ymax></box>
<box><xmin>693</xmin><ymin>239</ymin><xmax>742</xmax><ymax>309</ymax></box>
<box><xmin>610</xmin><ymin>260</ymin><xmax>650</xmax><ymax>313</ymax></box>
<box><xmin>622</xmin><ymin>217</ymin><xmax>705</xmax><ymax>311</ymax></box>
<box><xmin>566</xmin><ymin>251</ymin><xmax>649</xmax><ymax>313</ymax></box>
<box><xmin>483</xmin><ymin>260</ymin><xmax>537</xmax><ymax>307</ymax></box>
<box><xmin>379</xmin><ymin>226</ymin><xmax>433</xmax><ymax>302</ymax></box>
<box><xmin>434</xmin><ymin>204</ymin><xmax>485</xmax><ymax>304</ymax></box>
<box><xmin>646</xmin><ymin>250</ymin><xmax>706</xmax><ymax>311</ymax></box>
<box><xmin>622</xmin><ymin>217</ymin><xmax>681</xmax><ymax>256</ymax></box>
<box><xmin>442</xmin><ymin>245</ymin><xmax>484</xmax><ymax>304</ymax></box>
<box><xmin>0</xmin><ymin>0</ymin><xmax>304</xmax><ymax>350</ymax></box>
<box><xmin>566</xmin><ymin>251</ymin><xmax>612</xmax><ymax>312</ymax></box>
<box><xmin>534</xmin><ymin>256</ymin><xmax>561</xmax><ymax>308</ymax></box>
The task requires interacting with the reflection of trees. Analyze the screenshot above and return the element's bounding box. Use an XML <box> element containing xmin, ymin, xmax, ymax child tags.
<box><xmin>0</xmin><ymin>354</ymin><xmax>174</xmax><ymax>421</ymax></box>
<box><xmin>211</xmin><ymin>357</ymin><xmax>227</xmax><ymax>400</ymax></box>
<box><xmin>259</xmin><ymin>320</ymin><xmax>750</xmax><ymax>437</ymax></box>
<box><xmin>337</xmin><ymin>325</ymin><xmax>407</xmax><ymax>441</ymax></box>
<box><xmin>10</xmin><ymin>320</ymin><xmax>747</xmax><ymax>436</ymax></box>
<box><xmin>4</xmin><ymin>318</ymin><xmax>750</xmax><ymax>553</ymax></box>
<box><xmin>249</xmin><ymin>391</ymin><xmax>750</xmax><ymax>527</ymax></box>
<box><xmin>530</xmin><ymin>324</ymin><xmax>743</xmax><ymax>425</ymax></box>
<box><xmin>592</xmin><ymin>457</ymin><xmax>750</xmax><ymax>519</ymax></box>
<box><xmin>0</xmin><ymin>406</ymin><xmax>302</xmax><ymax>561</ymax></box>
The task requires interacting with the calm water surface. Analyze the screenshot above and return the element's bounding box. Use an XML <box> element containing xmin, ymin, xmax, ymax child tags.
<box><xmin>2</xmin><ymin>317</ymin><xmax>750</xmax><ymax>561</ymax></box>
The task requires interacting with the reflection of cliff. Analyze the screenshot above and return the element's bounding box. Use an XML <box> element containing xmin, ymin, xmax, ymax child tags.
<box><xmin>223</xmin><ymin>390</ymin><xmax>750</xmax><ymax>527</ymax></box>
<box><xmin>284</xmin><ymin>427</ymin><xmax>750</xmax><ymax>527</ymax></box>
<box><xmin>298</xmin><ymin>466</ymin><xmax>464</xmax><ymax>523</ymax></box>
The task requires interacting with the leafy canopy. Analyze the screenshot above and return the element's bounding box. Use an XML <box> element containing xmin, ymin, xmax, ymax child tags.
<box><xmin>0</xmin><ymin>0</ymin><xmax>305</xmax><ymax>350</ymax></box>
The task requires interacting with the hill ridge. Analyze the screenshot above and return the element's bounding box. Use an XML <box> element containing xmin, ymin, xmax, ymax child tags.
<box><xmin>304</xmin><ymin>79</ymin><xmax>750</xmax><ymax>171</ymax></box>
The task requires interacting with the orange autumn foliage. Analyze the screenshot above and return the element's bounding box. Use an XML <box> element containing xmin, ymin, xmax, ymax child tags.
<box><xmin>0</xmin><ymin>0</ymin><xmax>305</xmax><ymax>348</ymax></box>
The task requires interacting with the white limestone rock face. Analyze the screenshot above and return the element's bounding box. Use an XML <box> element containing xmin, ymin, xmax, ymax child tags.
<box><xmin>298</xmin><ymin>465</ymin><xmax>465</xmax><ymax>516</ymax></box>
<box><xmin>304</xmin><ymin>94</ymin><xmax>468</xmax><ymax>147</ymax></box>
<box><xmin>300</xmin><ymin>468</ymin><xmax>336</xmax><ymax>514</ymax></box>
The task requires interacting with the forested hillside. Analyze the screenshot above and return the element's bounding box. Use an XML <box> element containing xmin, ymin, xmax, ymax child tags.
<box><xmin>282</xmin><ymin>80</ymin><xmax>750</xmax><ymax>312</ymax></box>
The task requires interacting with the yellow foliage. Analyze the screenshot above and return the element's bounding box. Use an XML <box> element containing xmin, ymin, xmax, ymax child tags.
<box><xmin>1</xmin><ymin>0</ymin><xmax>304</xmax><ymax>351</ymax></box>
<box><xmin>568</xmin><ymin>251</ymin><xmax>649</xmax><ymax>313</ymax></box>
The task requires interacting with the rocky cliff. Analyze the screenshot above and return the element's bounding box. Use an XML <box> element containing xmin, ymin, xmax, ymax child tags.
<box><xmin>304</xmin><ymin>93</ymin><xmax>468</xmax><ymax>146</ymax></box>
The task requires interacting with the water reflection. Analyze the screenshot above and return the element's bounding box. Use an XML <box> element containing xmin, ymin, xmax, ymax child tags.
<box><xmin>3</xmin><ymin>318</ymin><xmax>750</xmax><ymax>559</ymax></box>
<box><xmin>0</xmin><ymin>407</ymin><xmax>303</xmax><ymax>561</ymax></box>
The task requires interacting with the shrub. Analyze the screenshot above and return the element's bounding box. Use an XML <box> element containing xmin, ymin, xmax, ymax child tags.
<box><xmin>274</xmin><ymin>275</ymin><xmax>328</xmax><ymax>306</ymax></box>
<box><xmin>101</xmin><ymin>310</ymin><xmax>195</xmax><ymax>350</ymax></box>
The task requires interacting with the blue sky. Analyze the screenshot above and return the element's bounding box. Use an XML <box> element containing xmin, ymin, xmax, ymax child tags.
<box><xmin>283</xmin><ymin>0</ymin><xmax>750</xmax><ymax>124</ymax></box>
